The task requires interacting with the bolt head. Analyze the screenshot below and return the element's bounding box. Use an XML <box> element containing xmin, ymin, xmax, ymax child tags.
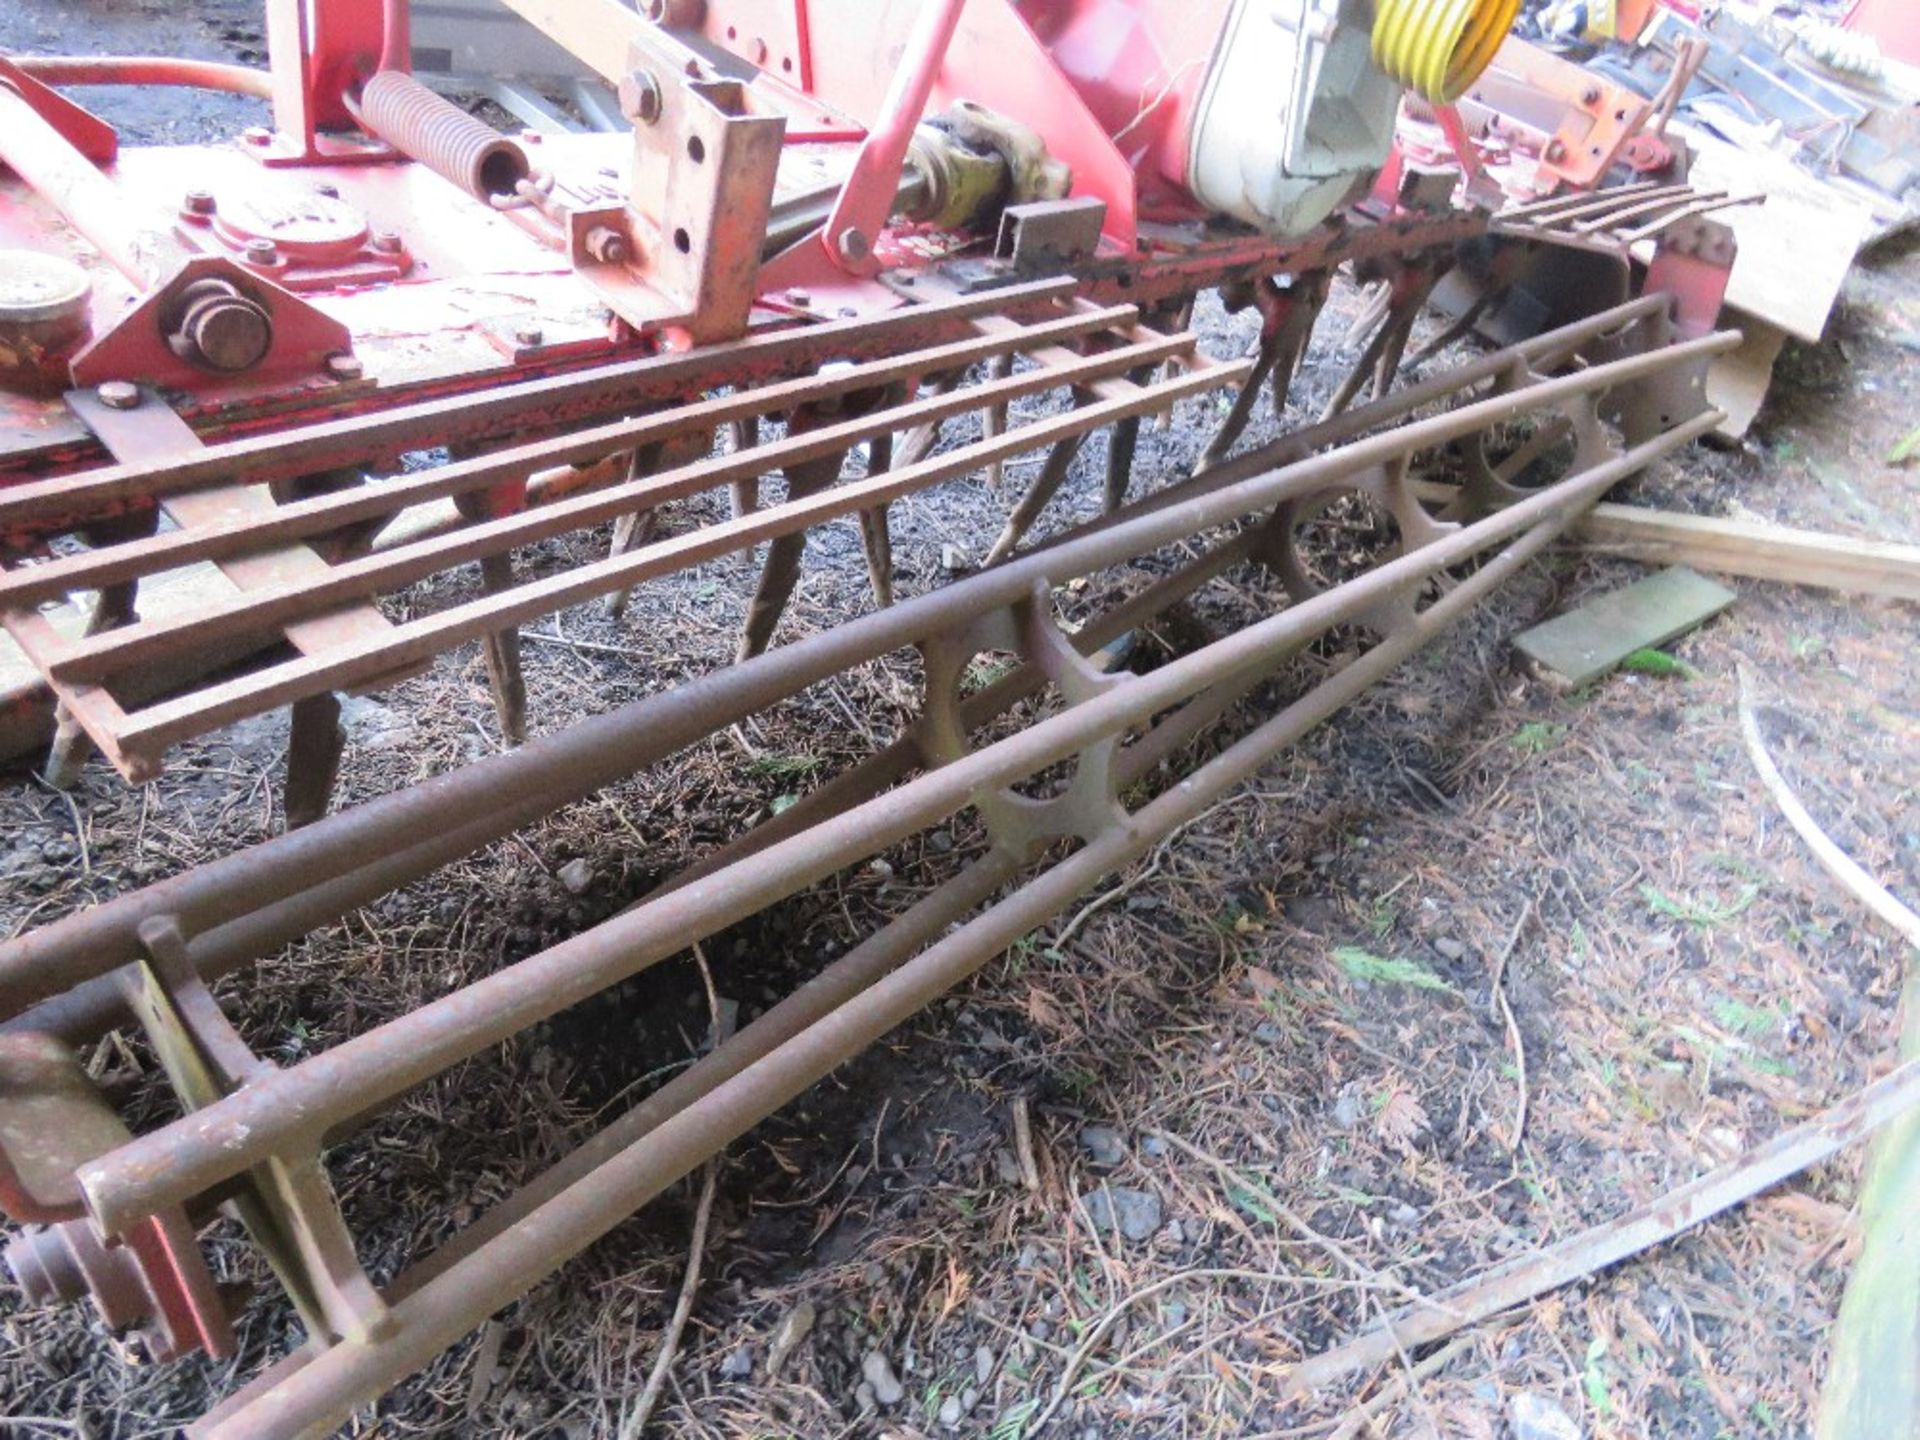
<box><xmin>372</xmin><ymin>231</ymin><xmax>404</xmax><ymax>254</ymax></box>
<box><xmin>96</xmin><ymin>380</ymin><xmax>140</xmax><ymax>410</ymax></box>
<box><xmin>514</xmin><ymin>325</ymin><xmax>544</xmax><ymax>347</ymax></box>
<box><xmin>618</xmin><ymin>69</ymin><xmax>664</xmax><ymax>125</ymax></box>
<box><xmin>244</xmin><ymin>238</ymin><xmax>279</xmax><ymax>265</ymax></box>
<box><xmin>182</xmin><ymin>189</ymin><xmax>216</xmax><ymax>216</ymax></box>
<box><xmin>785</xmin><ymin>288</ymin><xmax>811</xmax><ymax>307</ymax></box>
<box><xmin>836</xmin><ymin>227</ymin><xmax>871</xmax><ymax>263</ymax></box>
<box><xmin>325</xmin><ymin>353</ymin><xmax>364</xmax><ymax>381</ymax></box>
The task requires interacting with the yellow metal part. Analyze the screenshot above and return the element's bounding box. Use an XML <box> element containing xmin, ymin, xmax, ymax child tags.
<box><xmin>1372</xmin><ymin>0</ymin><xmax>1523</xmax><ymax>104</ymax></box>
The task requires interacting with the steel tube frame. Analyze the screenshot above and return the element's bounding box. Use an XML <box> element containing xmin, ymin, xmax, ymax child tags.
<box><xmin>75</xmin><ymin>359</ymin><xmax>1731</xmax><ymax>1239</ymax></box>
<box><xmin>198</xmin><ymin>408</ymin><xmax>1720</xmax><ymax>1440</ymax></box>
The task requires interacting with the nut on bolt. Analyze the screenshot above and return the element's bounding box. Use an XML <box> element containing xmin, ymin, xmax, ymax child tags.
<box><xmin>182</xmin><ymin>189</ymin><xmax>216</xmax><ymax>217</ymax></box>
<box><xmin>372</xmin><ymin>230</ymin><xmax>404</xmax><ymax>255</ymax></box>
<box><xmin>325</xmin><ymin>353</ymin><xmax>364</xmax><ymax>381</ymax></box>
<box><xmin>96</xmin><ymin>380</ymin><xmax>141</xmax><ymax>411</ymax></box>
<box><xmin>514</xmin><ymin>324</ymin><xmax>544</xmax><ymax>347</ymax></box>
<box><xmin>619</xmin><ymin>69</ymin><xmax>664</xmax><ymax>125</ymax></box>
<box><xmin>584</xmin><ymin>226</ymin><xmax>630</xmax><ymax>264</ymax></box>
<box><xmin>244</xmin><ymin>238</ymin><xmax>279</xmax><ymax>266</ymax></box>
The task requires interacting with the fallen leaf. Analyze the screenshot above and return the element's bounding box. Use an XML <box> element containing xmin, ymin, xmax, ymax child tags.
<box><xmin>1375</xmin><ymin>1083</ymin><xmax>1431</xmax><ymax>1153</ymax></box>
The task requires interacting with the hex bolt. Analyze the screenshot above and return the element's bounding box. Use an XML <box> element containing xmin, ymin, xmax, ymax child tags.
<box><xmin>514</xmin><ymin>325</ymin><xmax>544</xmax><ymax>347</ymax></box>
<box><xmin>182</xmin><ymin>189</ymin><xmax>216</xmax><ymax>216</ymax></box>
<box><xmin>372</xmin><ymin>231</ymin><xmax>404</xmax><ymax>254</ymax></box>
<box><xmin>836</xmin><ymin>226</ymin><xmax>871</xmax><ymax>263</ymax></box>
<box><xmin>619</xmin><ymin>69</ymin><xmax>664</xmax><ymax>125</ymax></box>
<box><xmin>325</xmin><ymin>353</ymin><xmax>365</xmax><ymax>381</ymax></box>
<box><xmin>1581</xmin><ymin>85</ymin><xmax>1602</xmax><ymax>106</ymax></box>
<box><xmin>241</xmin><ymin>126</ymin><xmax>272</xmax><ymax>147</ymax></box>
<box><xmin>96</xmin><ymin>381</ymin><xmax>140</xmax><ymax>411</ymax></box>
<box><xmin>245</xmin><ymin>238</ymin><xmax>279</xmax><ymax>266</ymax></box>
<box><xmin>786</xmin><ymin>288</ymin><xmax>811</xmax><ymax>307</ymax></box>
<box><xmin>1544</xmin><ymin>139</ymin><xmax>1567</xmax><ymax>163</ymax></box>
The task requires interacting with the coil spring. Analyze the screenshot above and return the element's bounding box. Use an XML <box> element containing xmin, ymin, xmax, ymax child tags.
<box><xmin>358</xmin><ymin>70</ymin><xmax>530</xmax><ymax>201</ymax></box>
<box><xmin>1373</xmin><ymin>0</ymin><xmax>1522</xmax><ymax>104</ymax></box>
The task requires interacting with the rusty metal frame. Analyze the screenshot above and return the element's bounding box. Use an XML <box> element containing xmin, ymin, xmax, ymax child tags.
<box><xmin>2</xmin><ymin>288</ymin><xmax>1242</xmax><ymax>787</ymax></box>
<box><xmin>0</xmin><ymin>297</ymin><xmax>1733</xmax><ymax>1437</ymax></box>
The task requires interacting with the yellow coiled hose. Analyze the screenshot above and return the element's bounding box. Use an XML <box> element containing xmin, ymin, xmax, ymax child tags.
<box><xmin>1372</xmin><ymin>0</ymin><xmax>1521</xmax><ymax>104</ymax></box>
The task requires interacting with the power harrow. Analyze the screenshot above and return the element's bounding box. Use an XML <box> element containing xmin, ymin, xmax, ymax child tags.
<box><xmin>0</xmin><ymin>0</ymin><xmax>1738</xmax><ymax>1431</ymax></box>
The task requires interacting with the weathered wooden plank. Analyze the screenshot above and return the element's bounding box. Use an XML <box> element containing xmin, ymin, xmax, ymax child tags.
<box><xmin>1514</xmin><ymin>565</ymin><xmax>1735</xmax><ymax>686</ymax></box>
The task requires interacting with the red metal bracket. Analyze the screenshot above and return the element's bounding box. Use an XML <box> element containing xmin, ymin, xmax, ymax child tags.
<box><xmin>0</xmin><ymin>56</ymin><xmax>118</xmax><ymax>164</ymax></box>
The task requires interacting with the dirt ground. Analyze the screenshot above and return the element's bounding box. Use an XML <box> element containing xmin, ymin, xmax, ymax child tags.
<box><xmin>3</xmin><ymin>7</ymin><xmax>1919</xmax><ymax>1440</ymax></box>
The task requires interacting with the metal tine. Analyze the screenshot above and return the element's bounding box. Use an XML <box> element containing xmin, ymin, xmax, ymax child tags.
<box><xmin>283</xmin><ymin>693</ymin><xmax>345</xmax><ymax>829</ymax></box>
<box><xmin>1200</xmin><ymin>279</ymin><xmax>1326</xmax><ymax>467</ymax></box>
<box><xmin>979</xmin><ymin>351</ymin><xmax>1015</xmax><ymax>490</ymax></box>
<box><xmin>855</xmin><ymin>386</ymin><xmax>907</xmax><ymax>609</ymax></box>
<box><xmin>736</xmin><ymin>398</ymin><xmax>861</xmax><ymax>661</ymax></box>
<box><xmin>453</xmin><ymin>491</ymin><xmax>528</xmax><ymax>744</ymax></box>
<box><xmin>1320</xmin><ymin>265</ymin><xmax>1439</xmax><ymax>422</ymax></box>
<box><xmin>1102</xmin><ymin>360</ymin><xmax>1160</xmax><ymax>514</ymax></box>
<box><xmin>1404</xmin><ymin>285</ymin><xmax>1506</xmax><ymax>373</ymax></box>
<box><xmin>726</xmin><ymin>413</ymin><xmax>760</xmax><ymax>517</ymax></box>
<box><xmin>984</xmin><ymin>424</ymin><xmax>1089</xmax><ymax>565</ymax></box>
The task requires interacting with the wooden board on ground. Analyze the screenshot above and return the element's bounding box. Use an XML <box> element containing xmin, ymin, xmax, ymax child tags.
<box><xmin>1579</xmin><ymin>505</ymin><xmax>1920</xmax><ymax>602</ymax></box>
<box><xmin>1514</xmin><ymin>565</ymin><xmax>1736</xmax><ymax>686</ymax></box>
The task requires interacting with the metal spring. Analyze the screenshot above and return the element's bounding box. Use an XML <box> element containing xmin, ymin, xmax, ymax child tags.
<box><xmin>357</xmin><ymin>70</ymin><xmax>530</xmax><ymax>201</ymax></box>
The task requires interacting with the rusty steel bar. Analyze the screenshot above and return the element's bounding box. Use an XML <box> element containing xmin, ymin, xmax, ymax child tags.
<box><xmin>0</xmin><ymin>279</ymin><xmax>1078</xmax><ymax>531</ymax></box>
<box><xmin>41</xmin><ymin>329</ymin><xmax>1208</xmax><ymax>687</ymax></box>
<box><xmin>0</xmin><ymin>319</ymin><xmax>1727</xmax><ymax>1029</ymax></box>
<box><xmin>196</xmin><ymin>408</ymin><xmax>1693</xmax><ymax>1440</ymax></box>
<box><xmin>74</xmin><ymin>389</ymin><xmax>1729</xmax><ymax>1241</ymax></box>
<box><xmin>80</xmin><ymin>360</ymin><xmax>1234</xmax><ymax>761</ymax></box>
<box><xmin>0</xmin><ymin>302</ymin><xmax>1140</xmax><ymax>612</ymax></box>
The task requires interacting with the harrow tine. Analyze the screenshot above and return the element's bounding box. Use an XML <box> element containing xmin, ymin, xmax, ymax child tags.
<box><xmin>1405</xmin><ymin>286</ymin><xmax>1505</xmax><ymax>372</ymax></box>
<box><xmin>1202</xmin><ymin>282</ymin><xmax>1324</xmax><ymax>467</ymax></box>
<box><xmin>858</xmin><ymin>422</ymin><xmax>898</xmax><ymax>609</ymax></box>
<box><xmin>726</xmin><ymin>415</ymin><xmax>759</xmax><ymax>517</ymax></box>
<box><xmin>1103</xmin><ymin>361</ymin><xmax>1161</xmax><ymax>514</ymax></box>
<box><xmin>42</xmin><ymin>579</ymin><xmax>141</xmax><ymax>790</ymax></box>
<box><xmin>604</xmin><ymin>446</ymin><xmax>665</xmax><ymax>622</ymax></box>
<box><xmin>985</xmin><ymin>426</ymin><xmax>1088</xmax><ymax>565</ymax></box>
<box><xmin>453</xmin><ymin>492</ymin><xmax>528</xmax><ymax>744</ymax></box>
<box><xmin>283</xmin><ymin>692</ymin><xmax>344</xmax><ymax>829</ymax></box>
<box><xmin>1320</xmin><ymin>265</ymin><xmax>1439</xmax><ymax>421</ymax></box>
<box><xmin>893</xmin><ymin>368</ymin><xmax>966</xmax><ymax>468</ymax></box>
<box><xmin>980</xmin><ymin>352</ymin><xmax>1014</xmax><ymax>490</ymax></box>
<box><xmin>475</xmin><ymin>553</ymin><xmax>528</xmax><ymax>745</ymax></box>
<box><xmin>736</xmin><ymin>404</ymin><xmax>856</xmax><ymax>661</ymax></box>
